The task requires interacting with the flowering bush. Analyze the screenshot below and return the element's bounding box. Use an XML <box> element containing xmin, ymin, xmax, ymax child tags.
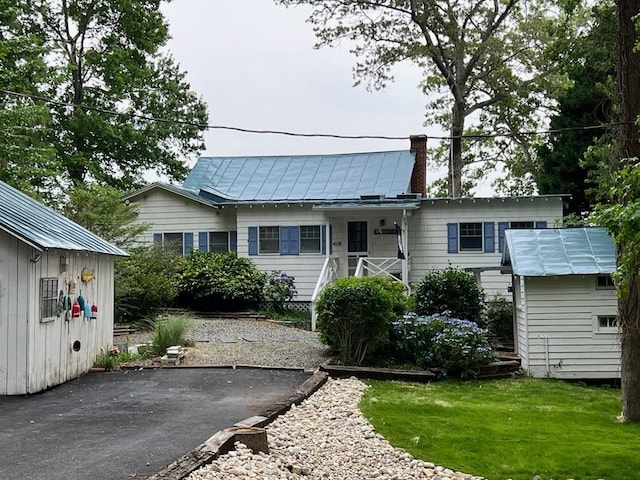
<box><xmin>389</xmin><ymin>312</ymin><xmax>495</xmax><ymax>372</ymax></box>
<box><xmin>264</xmin><ymin>271</ymin><xmax>297</xmax><ymax>313</ymax></box>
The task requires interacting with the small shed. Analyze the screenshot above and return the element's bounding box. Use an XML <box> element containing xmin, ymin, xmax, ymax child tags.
<box><xmin>0</xmin><ymin>181</ymin><xmax>128</xmax><ymax>395</ymax></box>
<box><xmin>501</xmin><ymin>227</ymin><xmax>619</xmax><ymax>379</ymax></box>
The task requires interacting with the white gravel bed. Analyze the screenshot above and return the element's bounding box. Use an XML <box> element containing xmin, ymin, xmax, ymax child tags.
<box><xmin>188</xmin><ymin>377</ymin><xmax>484</xmax><ymax>480</ymax></box>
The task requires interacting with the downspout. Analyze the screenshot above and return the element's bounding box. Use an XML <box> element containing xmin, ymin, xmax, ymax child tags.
<box><xmin>544</xmin><ymin>334</ymin><xmax>550</xmax><ymax>377</ymax></box>
<box><xmin>401</xmin><ymin>210</ymin><xmax>409</xmax><ymax>291</ymax></box>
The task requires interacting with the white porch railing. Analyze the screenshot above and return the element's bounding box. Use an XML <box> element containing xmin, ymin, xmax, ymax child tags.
<box><xmin>354</xmin><ymin>257</ymin><xmax>412</xmax><ymax>293</ymax></box>
<box><xmin>310</xmin><ymin>257</ymin><xmax>339</xmax><ymax>331</ymax></box>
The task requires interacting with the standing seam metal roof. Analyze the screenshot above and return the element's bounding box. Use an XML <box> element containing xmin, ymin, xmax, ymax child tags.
<box><xmin>0</xmin><ymin>180</ymin><xmax>128</xmax><ymax>256</ymax></box>
<box><xmin>502</xmin><ymin>227</ymin><xmax>615</xmax><ymax>276</ymax></box>
<box><xmin>182</xmin><ymin>150</ymin><xmax>416</xmax><ymax>201</ymax></box>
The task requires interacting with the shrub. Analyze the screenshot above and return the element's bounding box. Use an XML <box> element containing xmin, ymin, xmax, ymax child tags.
<box><xmin>485</xmin><ymin>294</ymin><xmax>514</xmax><ymax>338</ymax></box>
<box><xmin>149</xmin><ymin>314</ymin><xmax>194</xmax><ymax>356</ymax></box>
<box><xmin>114</xmin><ymin>244</ymin><xmax>184</xmax><ymax>323</ymax></box>
<box><xmin>264</xmin><ymin>271</ymin><xmax>297</xmax><ymax>313</ymax></box>
<box><xmin>387</xmin><ymin>312</ymin><xmax>496</xmax><ymax>372</ymax></box>
<box><xmin>315</xmin><ymin>276</ymin><xmax>396</xmax><ymax>365</ymax></box>
<box><xmin>177</xmin><ymin>251</ymin><xmax>266</xmax><ymax>311</ymax></box>
<box><xmin>414</xmin><ymin>268</ymin><xmax>485</xmax><ymax>323</ymax></box>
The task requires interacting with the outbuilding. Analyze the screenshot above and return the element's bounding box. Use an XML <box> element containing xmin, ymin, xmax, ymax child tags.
<box><xmin>501</xmin><ymin>227</ymin><xmax>619</xmax><ymax>379</ymax></box>
<box><xmin>0</xmin><ymin>181</ymin><xmax>128</xmax><ymax>395</ymax></box>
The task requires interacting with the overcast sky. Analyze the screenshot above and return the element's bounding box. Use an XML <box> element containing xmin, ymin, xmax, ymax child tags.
<box><xmin>161</xmin><ymin>0</ymin><xmax>442</xmax><ymax>159</ymax></box>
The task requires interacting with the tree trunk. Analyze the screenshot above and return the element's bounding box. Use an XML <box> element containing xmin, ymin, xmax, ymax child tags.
<box><xmin>617</xmin><ymin>0</ymin><xmax>640</xmax><ymax>422</ymax></box>
<box><xmin>449</xmin><ymin>102</ymin><xmax>464</xmax><ymax>197</ymax></box>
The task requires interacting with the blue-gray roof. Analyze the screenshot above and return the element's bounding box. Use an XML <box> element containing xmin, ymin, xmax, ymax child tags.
<box><xmin>0</xmin><ymin>181</ymin><xmax>128</xmax><ymax>256</ymax></box>
<box><xmin>183</xmin><ymin>150</ymin><xmax>416</xmax><ymax>202</ymax></box>
<box><xmin>502</xmin><ymin>227</ymin><xmax>615</xmax><ymax>276</ymax></box>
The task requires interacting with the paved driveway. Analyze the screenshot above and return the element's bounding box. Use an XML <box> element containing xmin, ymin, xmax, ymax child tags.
<box><xmin>0</xmin><ymin>367</ymin><xmax>311</xmax><ymax>480</ymax></box>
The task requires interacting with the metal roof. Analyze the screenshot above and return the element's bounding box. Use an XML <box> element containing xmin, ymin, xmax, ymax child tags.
<box><xmin>502</xmin><ymin>227</ymin><xmax>615</xmax><ymax>276</ymax></box>
<box><xmin>0</xmin><ymin>181</ymin><xmax>128</xmax><ymax>256</ymax></box>
<box><xmin>182</xmin><ymin>150</ymin><xmax>416</xmax><ymax>202</ymax></box>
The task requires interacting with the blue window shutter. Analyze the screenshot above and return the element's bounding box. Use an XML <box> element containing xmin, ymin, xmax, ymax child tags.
<box><xmin>280</xmin><ymin>226</ymin><xmax>299</xmax><ymax>255</ymax></box>
<box><xmin>447</xmin><ymin>223</ymin><xmax>458</xmax><ymax>254</ymax></box>
<box><xmin>248</xmin><ymin>227</ymin><xmax>258</xmax><ymax>256</ymax></box>
<box><xmin>198</xmin><ymin>232</ymin><xmax>208</xmax><ymax>252</ymax></box>
<box><xmin>329</xmin><ymin>225</ymin><xmax>333</xmax><ymax>254</ymax></box>
<box><xmin>230</xmin><ymin>231</ymin><xmax>237</xmax><ymax>252</ymax></box>
<box><xmin>498</xmin><ymin>222</ymin><xmax>509</xmax><ymax>253</ymax></box>
<box><xmin>535</xmin><ymin>221</ymin><xmax>547</xmax><ymax>229</ymax></box>
<box><xmin>321</xmin><ymin>225</ymin><xmax>327</xmax><ymax>255</ymax></box>
<box><xmin>184</xmin><ymin>232</ymin><xmax>193</xmax><ymax>256</ymax></box>
<box><xmin>484</xmin><ymin>222</ymin><xmax>495</xmax><ymax>253</ymax></box>
<box><xmin>153</xmin><ymin>233</ymin><xmax>162</xmax><ymax>244</ymax></box>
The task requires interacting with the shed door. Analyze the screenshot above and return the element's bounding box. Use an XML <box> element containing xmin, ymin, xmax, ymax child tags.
<box><xmin>347</xmin><ymin>221</ymin><xmax>368</xmax><ymax>276</ymax></box>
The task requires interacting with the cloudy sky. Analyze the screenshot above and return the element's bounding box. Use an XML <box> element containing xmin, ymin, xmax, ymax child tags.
<box><xmin>161</xmin><ymin>0</ymin><xmax>444</xmax><ymax>161</ymax></box>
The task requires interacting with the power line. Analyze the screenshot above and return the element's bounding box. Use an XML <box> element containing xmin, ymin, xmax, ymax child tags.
<box><xmin>0</xmin><ymin>87</ymin><xmax>621</xmax><ymax>142</ymax></box>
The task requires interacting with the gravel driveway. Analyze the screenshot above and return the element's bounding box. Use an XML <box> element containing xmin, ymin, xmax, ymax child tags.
<box><xmin>116</xmin><ymin>318</ymin><xmax>331</xmax><ymax>370</ymax></box>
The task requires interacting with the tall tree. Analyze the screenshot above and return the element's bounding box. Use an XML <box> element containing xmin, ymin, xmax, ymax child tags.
<box><xmin>535</xmin><ymin>2</ymin><xmax>615</xmax><ymax>217</ymax></box>
<box><xmin>594</xmin><ymin>0</ymin><xmax>640</xmax><ymax>423</ymax></box>
<box><xmin>26</xmin><ymin>0</ymin><xmax>208</xmax><ymax>192</ymax></box>
<box><xmin>0</xmin><ymin>0</ymin><xmax>56</xmax><ymax>199</ymax></box>
<box><xmin>277</xmin><ymin>0</ymin><xmax>574</xmax><ymax>196</ymax></box>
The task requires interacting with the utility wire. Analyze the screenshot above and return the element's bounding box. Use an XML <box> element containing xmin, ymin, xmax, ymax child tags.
<box><xmin>0</xmin><ymin>87</ymin><xmax>621</xmax><ymax>142</ymax></box>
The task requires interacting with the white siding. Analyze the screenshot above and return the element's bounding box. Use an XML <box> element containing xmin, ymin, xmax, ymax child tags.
<box><xmin>522</xmin><ymin>275</ymin><xmax>619</xmax><ymax>379</ymax></box>
<box><xmin>407</xmin><ymin>197</ymin><xmax>564</xmax><ymax>297</ymax></box>
<box><xmin>129</xmin><ymin>188</ymin><xmax>233</xmax><ymax>248</ymax></box>
<box><xmin>237</xmin><ymin>205</ymin><xmax>328</xmax><ymax>301</ymax></box>
<box><xmin>0</xmin><ymin>229</ymin><xmax>117</xmax><ymax>395</ymax></box>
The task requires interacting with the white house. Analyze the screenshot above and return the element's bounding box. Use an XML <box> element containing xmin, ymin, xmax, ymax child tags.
<box><xmin>501</xmin><ymin>227</ymin><xmax>619</xmax><ymax>379</ymax></box>
<box><xmin>0</xmin><ymin>181</ymin><xmax>128</xmax><ymax>395</ymax></box>
<box><xmin>124</xmin><ymin>136</ymin><xmax>565</xmax><ymax>320</ymax></box>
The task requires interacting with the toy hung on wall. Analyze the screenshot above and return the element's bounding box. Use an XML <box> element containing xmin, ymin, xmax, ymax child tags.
<box><xmin>81</xmin><ymin>267</ymin><xmax>95</xmax><ymax>284</ymax></box>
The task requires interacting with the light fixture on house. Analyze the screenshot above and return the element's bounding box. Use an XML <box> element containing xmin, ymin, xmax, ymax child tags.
<box><xmin>379</xmin><ymin>219</ymin><xmax>386</xmax><ymax>227</ymax></box>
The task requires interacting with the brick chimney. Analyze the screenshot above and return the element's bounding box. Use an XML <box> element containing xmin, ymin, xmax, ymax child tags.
<box><xmin>409</xmin><ymin>135</ymin><xmax>427</xmax><ymax>196</ymax></box>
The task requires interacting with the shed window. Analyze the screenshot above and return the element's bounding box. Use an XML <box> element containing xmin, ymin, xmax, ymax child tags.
<box><xmin>597</xmin><ymin>275</ymin><xmax>615</xmax><ymax>289</ymax></box>
<box><xmin>259</xmin><ymin>226</ymin><xmax>280</xmax><ymax>254</ymax></box>
<box><xmin>40</xmin><ymin>277</ymin><xmax>58</xmax><ymax>322</ymax></box>
<box><xmin>300</xmin><ymin>226</ymin><xmax>321</xmax><ymax>253</ymax></box>
<box><xmin>460</xmin><ymin>223</ymin><xmax>483</xmax><ymax>251</ymax></box>
<box><xmin>598</xmin><ymin>315</ymin><xmax>618</xmax><ymax>330</ymax></box>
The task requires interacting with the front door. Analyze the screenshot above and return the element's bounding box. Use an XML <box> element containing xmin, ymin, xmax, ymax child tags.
<box><xmin>347</xmin><ymin>221</ymin><xmax>368</xmax><ymax>276</ymax></box>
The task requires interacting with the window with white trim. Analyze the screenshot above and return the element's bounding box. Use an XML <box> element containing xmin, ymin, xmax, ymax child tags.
<box><xmin>164</xmin><ymin>233</ymin><xmax>183</xmax><ymax>255</ymax></box>
<box><xmin>510</xmin><ymin>221</ymin><xmax>534</xmax><ymax>229</ymax></box>
<box><xmin>597</xmin><ymin>315</ymin><xmax>618</xmax><ymax>332</ymax></box>
<box><xmin>300</xmin><ymin>226</ymin><xmax>321</xmax><ymax>253</ymax></box>
<box><xmin>459</xmin><ymin>223</ymin><xmax>483</xmax><ymax>251</ymax></box>
<box><xmin>40</xmin><ymin>277</ymin><xmax>58</xmax><ymax>322</ymax></box>
<box><xmin>259</xmin><ymin>226</ymin><xmax>280</xmax><ymax>254</ymax></box>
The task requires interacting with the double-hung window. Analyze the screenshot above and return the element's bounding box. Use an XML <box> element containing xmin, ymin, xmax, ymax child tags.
<box><xmin>300</xmin><ymin>226</ymin><xmax>321</xmax><ymax>253</ymax></box>
<box><xmin>209</xmin><ymin>232</ymin><xmax>229</xmax><ymax>253</ymax></box>
<box><xmin>259</xmin><ymin>226</ymin><xmax>280</xmax><ymax>254</ymax></box>
<box><xmin>459</xmin><ymin>223</ymin><xmax>483</xmax><ymax>252</ymax></box>
<box><xmin>153</xmin><ymin>232</ymin><xmax>194</xmax><ymax>256</ymax></box>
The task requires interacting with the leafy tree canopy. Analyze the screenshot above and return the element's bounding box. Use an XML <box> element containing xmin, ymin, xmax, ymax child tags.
<box><xmin>277</xmin><ymin>0</ymin><xmax>580</xmax><ymax>196</ymax></box>
<box><xmin>1</xmin><ymin>0</ymin><xmax>208</xmax><ymax>201</ymax></box>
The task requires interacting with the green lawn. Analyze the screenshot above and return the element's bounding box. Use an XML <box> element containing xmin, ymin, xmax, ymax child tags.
<box><xmin>360</xmin><ymin>378</ymin><xmax>640</xmax><ymax>480</ymax></box>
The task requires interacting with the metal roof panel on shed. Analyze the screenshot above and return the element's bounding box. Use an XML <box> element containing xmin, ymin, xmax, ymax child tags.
<box><xmin>502</xmin><ymin>227</ymin><xmax>615</xmax><ymax>276</ymax></box>
<box><xmin>182</xmin><ymin>150</ymin><xmax>415</xmax><ymax>202</ymax></box>
<box><xmin>0</xmin><ymin>181</ymin><xmax>128</xmax><ymax>256</ymax></box>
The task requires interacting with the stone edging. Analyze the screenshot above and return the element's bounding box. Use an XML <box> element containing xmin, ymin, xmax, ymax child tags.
<box><xmin>145</xmin><ymin>370</ymin><xmax>329</xmax><ymax>480</ymax></box>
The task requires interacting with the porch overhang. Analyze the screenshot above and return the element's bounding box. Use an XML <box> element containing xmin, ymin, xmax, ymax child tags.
<box><xmin>311</xmin><ymin>199</ymin><xmax>420</xmax><ymax>211</ymax></box>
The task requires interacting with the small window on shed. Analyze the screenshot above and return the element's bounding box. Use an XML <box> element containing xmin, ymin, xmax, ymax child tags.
<box><xmin>598</xmin><ymin>315</ymin><xmax>618</xmax><ymax>331</ymax></box>
<box><xmin>597</xmin><ymin>275</ymin><xmax>615</xmax><ymax>289</ymax></box>
<box><xmin>40</xmin><ymin>277</ymin><xmax>58</xmax><ymax>322</ymax></box>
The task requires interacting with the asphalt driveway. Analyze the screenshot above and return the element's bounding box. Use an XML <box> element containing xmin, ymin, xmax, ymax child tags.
<box><xmin>0</xmin><ymin>367</ymin><xmax>312</xmax><ymax>480</ymax></box>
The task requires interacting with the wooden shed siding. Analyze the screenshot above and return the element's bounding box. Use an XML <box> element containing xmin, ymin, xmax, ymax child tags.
<box><xmin>522</xmin><ymin>276</ymin><xmax>619</xmax><ymax>379</ymax></box>
<box><xmin>407</xmin><ymin>198</ymin><xmax>563</xmax><ymax>297</ymax></box>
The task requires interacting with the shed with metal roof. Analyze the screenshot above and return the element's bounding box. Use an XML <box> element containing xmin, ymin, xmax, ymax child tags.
<box><xmin>501</xmin><ymin>227</ymin><xmax>620</xmax><ymax>380</ymax></box>
<box><xmin>0</xmin><ymin>180</ymin><xmax>126</xmax><ymax>395</ymax></box>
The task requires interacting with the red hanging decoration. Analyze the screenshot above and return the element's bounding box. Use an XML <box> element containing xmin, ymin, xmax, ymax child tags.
<box><xmin>91</xmin><ymin>304</ymin><xmax>98</xmax><ymax>320</ymax></box>
<box><xmin>71</xmin><ymin>301</ymin><xmax>81</xmax><ymax>318</ymax></box>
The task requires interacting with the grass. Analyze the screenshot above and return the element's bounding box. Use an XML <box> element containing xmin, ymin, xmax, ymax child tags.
<box><xmin>360</xmin><ymin>377</ymin><xmax>640</xmax><ymax>480</ymax></box>
<box><xmin>149</xmin><ymin>313</ymin><xmax>194</xmax><ymax>356</ymax></box>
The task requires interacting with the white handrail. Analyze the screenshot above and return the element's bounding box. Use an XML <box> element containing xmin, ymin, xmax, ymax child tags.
<box><xmin>310</xmin><ymin>257</ymin><xmax>338</xmax><ymax>331</ymax></box>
